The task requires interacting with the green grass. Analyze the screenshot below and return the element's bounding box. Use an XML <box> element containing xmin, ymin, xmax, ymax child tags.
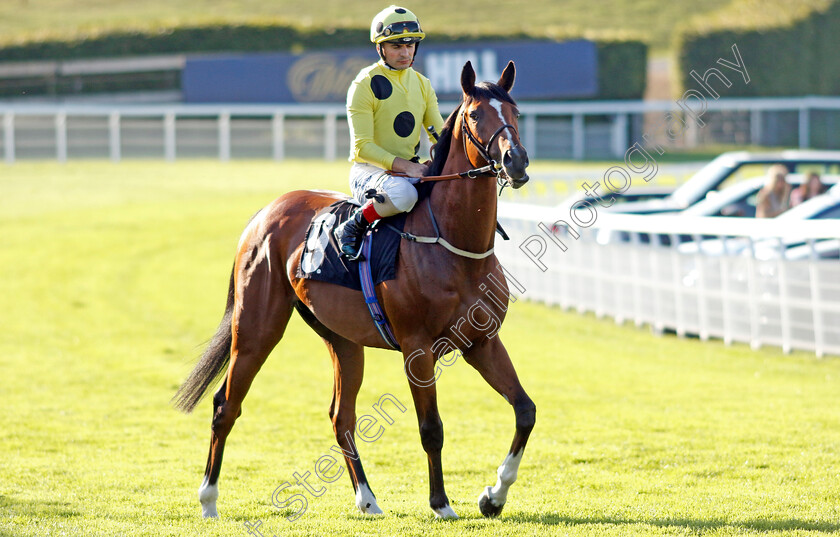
<box><xmin>1</xmin><ymin>161</ymin><xmax>839</xmax><ymax>537</ymax></box>
<box><xmin>0</xmin><ymin>0</ymin><xmax>732</xmax><ymax>52</ymax></box>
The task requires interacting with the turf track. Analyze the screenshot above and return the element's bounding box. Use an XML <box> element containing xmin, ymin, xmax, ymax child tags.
<box><xmin>1</xmin><ymin>161</ymin><xmax>838</xmax><ymax>536</ymax></box>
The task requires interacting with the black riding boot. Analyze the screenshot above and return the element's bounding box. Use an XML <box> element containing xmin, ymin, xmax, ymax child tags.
<box><xmin>334</xmin><ymin>207</ymin><xmax>370</xmax><ymax>260</ymax></box>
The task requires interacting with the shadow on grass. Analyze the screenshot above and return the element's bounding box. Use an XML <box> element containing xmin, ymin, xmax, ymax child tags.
<box><xmin>506</xmin><ymin>512</ymin><xmax>840</xmax><ymax>533</ymax></box>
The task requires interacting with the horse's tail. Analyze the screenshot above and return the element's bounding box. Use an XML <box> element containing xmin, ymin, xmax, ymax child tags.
<box><xmin>172</xmin><ymin>262</ymin><xmax>236</xmax><ymax>414</ymax></box>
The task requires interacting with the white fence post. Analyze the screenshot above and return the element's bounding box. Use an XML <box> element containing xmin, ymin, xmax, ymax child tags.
<box><xmin>807</xmin><ymin>239</ymin><xmax>825</xmax><ymax>358</ymax></box>
<box><xmin>651</xmin><ymin>234</ymin><xmax>667</xmax><ymax>334</ymax></box>
<box><xmin>720</xmin><ymin>238</ymin><xmax>734</xmax><ymax>345</ymax></box>
<box><xmin>523</xmin><ymin>114</ymin><xmax>537</xmax><ymax>160</ymax></box>
<box><xmin>670</xmin><ymin>234</ymin><xmax>686</xmax><ymax>338</ymax></box>
<box><xmin>272</xmin><ymin>112</ymin><xmax>285</xmax><ymax>161</ymax></box>
<box><xmin>592</xmin><ymin>240</ymin><xmax>605</xmax><ymax>318</ymax></box>
<box><xmin>324</xmin><ymin>113</ymin><xmax>337</xmax><ymax>161</ymax></box>
<box><xmin>750</xmin><ymin>109</ymin><xmax>762</xmax><ymax>146</ymax></box>
<box><xmin>218</xmin><ymin>111</ymin><xmax>231</xmax><ymax>162</ymax></box>
<box><xmin>572</xmin><ymin>113</ymin><xmax>584</xmax><ymax>160</ymax></box>
<box><xmin>693</xmin><ymin>233</ymin><xmax>710</xmax><ymax>341</ymax></box>
<box><xmin>798</xmin><ymin>105</ymin><xmax>810</xmax><ymax>149</ymax></box>
<box><xmin>630</xmin><ymin>232</ymin><xmax>644</xmax><ymax>327</ymax></box>
<box><xmin>775</xmin><ymin>238</ymin><xmax>792</xmax><ymax>353</ymax></box>
<box><xmin>55</xmin><ymin>112</ymin><xmax>67</xmax><ymax>163</ymax></box>
<box><xmin>612</xmin><ymin>113</ymin><xmax>628</xmax><ymax>158</ymax></box>
<box><xmin>164</xmin><ymin>111</ymin><xmax>176</xmax><ymax>162</ymax></box>
<box><xmin>745</xmin><ymin>237</ymin><xmax>761</xmax><ymax>350</ymax></box>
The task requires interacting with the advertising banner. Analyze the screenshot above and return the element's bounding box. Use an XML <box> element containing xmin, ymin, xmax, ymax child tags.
<box><xmin>183</xmin><ymin>40</ymin><xmax>598</xmax><ymax>103</ymax></box>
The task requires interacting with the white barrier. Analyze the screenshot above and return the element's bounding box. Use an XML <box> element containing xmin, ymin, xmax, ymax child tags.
<box><xmin>495</xmin><ymin>203</ymin><xmax>840</xmax><ymax>357</ymax></box>
<box><xmin>2</xmin><ymin>96</ymin><xmax>840</xmax><ymax>163</ymax></box>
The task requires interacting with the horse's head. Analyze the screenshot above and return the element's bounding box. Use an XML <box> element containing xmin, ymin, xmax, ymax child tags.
<box><xmin>459</xmin><ymin>61</ymin><xmax>530</xmax><ymax>189</ymax></box>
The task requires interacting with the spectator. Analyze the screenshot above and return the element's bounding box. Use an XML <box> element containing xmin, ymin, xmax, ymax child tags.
<box><xmin>756</xmin><ymin>164</ymin><xmax>791</xmax><ymax>218</ymax></box>
<box><xmin>789</xmin><ymin>172</ymin><xmax>826</xmax><ymax>207</ymax></box>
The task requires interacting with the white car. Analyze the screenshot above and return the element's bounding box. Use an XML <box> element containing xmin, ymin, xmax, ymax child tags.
<box><xmin>560</xmin><ymin>149</ymin><xmax>840</xmax><ymax>215</ymax></box>
<box><xmin>679</xmin><ymin>184</ymin><xmax>840</xmax><ymax>259</ymax></box>
<box><xmin>682</xmin><ymin>174</ymin><xmax>840</xmax><ymax>218</ymax></box>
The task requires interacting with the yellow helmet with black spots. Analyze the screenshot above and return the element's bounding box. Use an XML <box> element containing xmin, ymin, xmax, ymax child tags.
<box><xmin>370</xmin><ymin>5</ymin><xmax>425</xmax><ymax>45</ymax></box>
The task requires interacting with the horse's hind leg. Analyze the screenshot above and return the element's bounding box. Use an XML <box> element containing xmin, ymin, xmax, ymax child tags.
<box><xmin>295</xmin><ymin>302</ymin><xmax>382</xmax><ymax>515</ymax></box>
<box><xmin>199</xmin><ymin>256</ymin><xmax>294</xmax><ymax>518</ymax></box>
<box><xmin>328</xmin><ymin>336</ymin><xmax>385</xmax><ymax>514</ymax></box>
<box><xmin>463</xmin><ymin>336</ymin><xmax>536</xmax><ymax>517</ymax></box>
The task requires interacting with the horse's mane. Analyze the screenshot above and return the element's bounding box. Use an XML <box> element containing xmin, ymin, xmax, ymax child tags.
<box><xmin>425</xmin><ymin>104</ymin><xmax>460</xmax><ymax>177</ymax></box>
<box><xmin>425</xmin><ymin>82</ymin><xmax>517</xmax><ymax>178</ymax></box>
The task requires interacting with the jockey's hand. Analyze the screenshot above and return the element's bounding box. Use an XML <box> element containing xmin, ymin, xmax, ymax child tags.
<box><xmin>392</xmin><ymin>157</ymin><xmax>429</xmax><ymax>178</ymax></box>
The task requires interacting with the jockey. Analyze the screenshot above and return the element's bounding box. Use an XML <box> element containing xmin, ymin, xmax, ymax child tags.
<box><xmin>335</xmin><ymin>5</ymin><xmax>444</xmax><ymax>259</ymax></box>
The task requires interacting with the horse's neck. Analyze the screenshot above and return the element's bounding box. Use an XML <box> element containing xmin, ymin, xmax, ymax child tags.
<box><xmin>427</xmin><ymin>136</ymin><xmax>498</xmax><ymax>256</ymax></box>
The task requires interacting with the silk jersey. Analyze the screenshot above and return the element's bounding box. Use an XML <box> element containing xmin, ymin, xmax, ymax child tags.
<box><xmin>347</xmin><ymin>61</ymin><xmax>444</xmax><ymax>170</ymax></box>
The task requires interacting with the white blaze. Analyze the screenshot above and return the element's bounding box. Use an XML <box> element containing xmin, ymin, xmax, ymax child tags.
<box><xmin>489</xmin><ymin>99</ymin><xmax>512</xmax><ymax>139</ymax></box>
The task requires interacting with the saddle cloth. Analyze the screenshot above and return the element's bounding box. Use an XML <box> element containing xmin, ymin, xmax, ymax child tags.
<box><xmin>297</xmin><ymin>199</ymin><xmax>406</xmax><ymax>290</ymax></box>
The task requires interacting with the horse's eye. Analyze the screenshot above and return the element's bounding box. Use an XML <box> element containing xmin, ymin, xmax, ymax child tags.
<box><xmin>469</xmin><ymin>110</ymin><xmax>479</xmax><ymax>121</ymax></box>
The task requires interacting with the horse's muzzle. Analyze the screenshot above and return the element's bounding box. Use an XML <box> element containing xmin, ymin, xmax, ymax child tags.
<box><xmin>502</xmin><ymin>145</ymin><xmax>530</xmax><ymax>189</ymax></box>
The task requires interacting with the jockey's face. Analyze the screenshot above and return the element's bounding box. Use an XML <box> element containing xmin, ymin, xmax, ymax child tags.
<box><xmin>379</xmin><ymin>42</ymin><xmax>415</xmax><ymax>70</ymax></box>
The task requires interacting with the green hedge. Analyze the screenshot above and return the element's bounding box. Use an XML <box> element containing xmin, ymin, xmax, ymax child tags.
<box><xmin>0</xmin><ymin>23</ymin><xmax>647</xmax><ymax>100</ymax></box>
<box><xmin>0</xmin><ymin>24</ymin><xmax>369</xmax><ymax>61</ymax></box>
<box><xmin>597</xmin><ymin>41</ymin><xmax>648</xmax><ymax>100</ymax></box>
<box><xmin>676</xmin><ymin>0</ymin><xmax>840</xmax><ymax>97</ymax></box>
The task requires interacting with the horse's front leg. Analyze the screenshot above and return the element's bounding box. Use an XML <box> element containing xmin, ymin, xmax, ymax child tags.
<box><xmin>463</xmin><ymin>336</ymin><xmax>536</xmax><ymax>517</ymax></box>
<box><xmin>402</xmin><ymin>342</ymin><xmax>458</xmax><ymax>519</ymax></box>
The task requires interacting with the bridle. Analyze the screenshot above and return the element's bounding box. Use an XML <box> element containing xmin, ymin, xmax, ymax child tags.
<box><xmin>403</xmin><ymin>102</ymin><xmax>519</xmax><ymax>186</ymax></box>
<box><xmin>385</xmin><ymin>101</ymin><xmax>522</xmax><ymax>260</ymax></box>
<box><xmin>461</xmin><ymin>113</ymin><xmax>515</xmax><ymax>172</ymax></box>
<box><xmin>459</xmin><ymin>105</ymin><xmax>519</xmax><ymax>190</ymax></box>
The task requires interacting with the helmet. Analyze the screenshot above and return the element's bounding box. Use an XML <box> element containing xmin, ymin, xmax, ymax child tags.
<box><xmin>370</xmin><ymin>5</ymin><xmax>425</xmax><ymax>45</ymax></box>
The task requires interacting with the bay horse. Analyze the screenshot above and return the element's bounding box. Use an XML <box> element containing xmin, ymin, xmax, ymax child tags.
<box><xmin>173</xmin><ymin>60</ymin><xmax>536</xmax><ymax>520</ymax></box>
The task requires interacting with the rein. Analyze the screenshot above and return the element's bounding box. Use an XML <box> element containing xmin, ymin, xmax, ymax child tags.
<box><xmin>388</xmin><ymin>164</ymin><xmax>498</xmax><ymax>183</ymax></box>
<box><xmin>390</xmin><ymin>112</ymin><xmax>517</xmax><ymax>184</ymax></box>
<box><xmin>385</xmin><ymin>105</ymin><xmax>516</xmax><ymax>260</ymax></box>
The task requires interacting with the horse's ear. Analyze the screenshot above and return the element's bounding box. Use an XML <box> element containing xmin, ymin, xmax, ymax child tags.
<box><xmin>461</xmin><ymin>61</ymin><xmax>476</xmax><ymax>95</ymax></box>
<box><xmin>498</xmin><ymin>61</ymin><xmax>515</xmax><ymax>92</ymax></box>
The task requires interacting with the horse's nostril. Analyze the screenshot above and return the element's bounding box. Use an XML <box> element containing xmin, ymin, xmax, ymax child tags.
<box><xmin>503</xmin><ymin>149</ymin><xmax>513</xmax><ymax>168</ymax></box>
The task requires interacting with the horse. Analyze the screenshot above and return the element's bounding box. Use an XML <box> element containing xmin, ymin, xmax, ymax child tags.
<box><xmin>173</xmin><ymin>60</ymin><xmax>536</xmax><ymax>520</ymax></box>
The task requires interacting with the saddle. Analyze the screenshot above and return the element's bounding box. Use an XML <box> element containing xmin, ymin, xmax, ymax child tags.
<box><xmin>297</xmin><ymin>199</ymin><xmax>407</xmax><ymax>291</ymax></box>
<box><xmin>297</xmin><ymin>186</ymin><xmax>506</xmax><ymax>351</ymax></box>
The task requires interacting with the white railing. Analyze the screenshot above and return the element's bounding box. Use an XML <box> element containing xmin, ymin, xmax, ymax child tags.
<box><xmin>495</xmin><ymin>204</ymin><xmax>840</xmax><ymax>357</ymax></box>
<box><xmin>1</xmin><ymin>96</ymin><xmax>840</xmax><ymax>163</ymax></box>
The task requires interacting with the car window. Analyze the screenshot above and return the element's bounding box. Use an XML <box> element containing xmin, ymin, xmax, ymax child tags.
<box><xmin>713</xmin><ymin>163</ymin><xmax>769</xmax><ymax>193</ymax></box>
<box><xmin>793</xmin><ymin>163</ymin><xmax>840</xmax><ymax>176</ymax></box>
<box><xmin>815</xmin><ymin>204</ymin><xmax>840</xmax><ymax>219</ymax></box>
<box><xmin>717</xmin><ymin>190</ymin><xmax>760</xmax><ymax>217</ymax></box>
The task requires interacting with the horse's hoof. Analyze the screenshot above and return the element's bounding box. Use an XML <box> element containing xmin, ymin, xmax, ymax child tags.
<box><xmin>433</xmin><ymin>504</ymin><xmax>459</xmax><ymax>519</ymax></box>
<box><xmin>478</xmin><ymin>486</ymin><xmax>504</xmax><ymax>517</ymax></box>
<box><xmin>357</xmin><ymin>502</ymin><xmax>384</xmax><ymax>515</ymax></box>
<box><xmin>355</xmin><ymin>484</ymin><xmax>384</xmax><ymax>515</ymax></box>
